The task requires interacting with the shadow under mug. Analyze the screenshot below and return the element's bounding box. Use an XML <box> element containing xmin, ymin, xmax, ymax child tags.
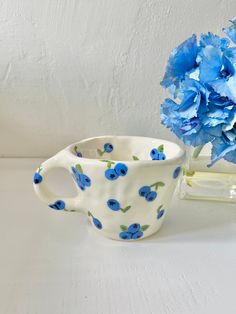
<box><xmin>33</xmin><ymin>136</ymin><xmax>185</xmax><ymax>241</ymax></box>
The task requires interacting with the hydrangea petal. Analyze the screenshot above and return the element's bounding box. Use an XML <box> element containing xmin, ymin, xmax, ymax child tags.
<box><xmin>199</xmin><ymin>46</ymin><xmax>222</xmax><ymax>83</ymax></box>
<box><xmin>223</xmin><ymin>18</ymin><xmax>236</xmax><ymax>44</ymax></box>
<box><xmin>161</xmin><ymin>35</ymin><xmax>198</xmax><ymax>88</ymax></box>
<box><xmin>200</xmin><ymin>32</ymin><xmax>229</xmax><ymax>50</ymax></box>
<box><xmin>211</xmin><ymin>75</ymin><xmax>236</xmax><ymax>103</ymax></box>
<box><xmin>223</xmin><ymin>47</ymin><xmax>236</xmax><ymax>77</ymax></box>
<box><xmin>210</xmin><ymin>139</ymin><xmax>236</xmax><ymax>166</ymax></box>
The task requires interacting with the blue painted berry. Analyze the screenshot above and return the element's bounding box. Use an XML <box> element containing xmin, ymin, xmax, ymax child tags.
<box><xmin>157</xmin><ymin>209</ymin><xmax>165</xmax><ymax>219</ymax></box>
<box><xmin>104</xmin><ymin>143</ymin><xmax>113</xmax><ymax>153</ymax></box>
<box><xmin>71</xmin><ymin>166</ymin><xmax>91</xmax><ymax>190</ymax></box>
<box><xmin>107</xmin><ymin>199</ymin><xmax>120</xmax><ymax>211</ymax></box>
<box><xmin>132</xmin><ymin>231</ymin><xmax>143</xmax><ymax>239</ymax></box>
<box><xmin>105</xmin><ymin>168</ymin><xmax>119</xmax><ymax>180</ymax></box>
<box><xmin>128</xmin><ymin>223</ymin><xmax>141</xmax><ymax>234</ymax></box>
<box><xmin>49</xmin><ymin>200</ymin><xmax>65</xmax><ymax>210</ymax></box>
<box><xmin>49</xmin><ymin>204</ymin><xmax>56</xmax><ymax>209</ymax></box>
<box><xmin>145</xmin><ymin>191</ymin><xmax>157</xmax><ymax>202</ymax></box>
<box><xmin>114</xmin><ymin>163</ymin><xmax>128</xmax><ymax>176</ymax></box>
<box><xmin>173</xmin><ymin>166</ymin><xmax>181</xmax><ymax>179</ymax></box>
<box><xmin>34</xmin><ymin>172</ymin><xmax>42</xmax><ymax>184</ymax></box>
<box><xmin>157</xmin><ymin>152</ymin><xmax>166</xmax><ymax>160</ymax></box>
<box><xmin>74</xmin><ymin>146</ymin><xmax>82</xmax><ymax>157</ymax></box>
<box><xmin>119</xmin><ymin>231</ymin><xmax>132</xmax><ymax>240</ymax></box>
<box><xmin>93</xmin><ymin>218</ymin><xmax>102</xmax><ymax>229</ymax></box>
<box><xmin>150</xmin><ymin>148</ymin><xmax>159</xmax><ymax>159</ymax></box>
<box><xmin>139</xmin><ymin>186</ymin><xmax>151</xmax><ymax>197</ymax></box>
<box><xmin>79</xmin><ymin>173</ymin><xmax>91</xmax><ymax>187</ymax></box>
<box><xmin>55</xmin><ymin>200</ymin><xmax>65</xmax><ymax>209</ymax></box>
<box><xmin>76</xmin><ymin>151</ymin><xmax>82</xmax><ymax>157</ymax></box>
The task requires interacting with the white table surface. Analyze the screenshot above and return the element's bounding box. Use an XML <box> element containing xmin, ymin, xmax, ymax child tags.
<box><xmin>0</xmin><ymin>158</ymin><xmax>235</xmax><ymax>314</ymax></box>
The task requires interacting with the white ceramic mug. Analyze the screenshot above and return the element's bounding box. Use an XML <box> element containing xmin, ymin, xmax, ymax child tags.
<box><xmin>33</xmin><ymin>136</ymin><xmax>185</xmax><ymax>240</ymax></box>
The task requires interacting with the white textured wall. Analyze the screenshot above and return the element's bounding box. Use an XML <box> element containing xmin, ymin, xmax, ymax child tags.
<box><xmin>0</xmin><ymin>0</ymin><xmax>235</xmax><ymax>157</ymax></box>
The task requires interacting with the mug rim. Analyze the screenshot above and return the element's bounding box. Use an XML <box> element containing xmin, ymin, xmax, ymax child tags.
<box><xmin>65</xmin><ymin>135</ymin><xmax>186</xmax><ymax>166</ymax></box>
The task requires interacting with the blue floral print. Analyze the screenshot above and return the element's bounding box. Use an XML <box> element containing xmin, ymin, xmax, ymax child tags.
<box><xmin>119</xmin><ymin>223</ymin><xmax>149</xmax><ymax>240</ymax></box>
<box><xmin>71</xmin><ymin>164</ymin><xmax>91</xmax><ymax>190</ymax></box>
<box><xmin>107</xmin><ymin>199</ymin><xmax>131</xmax><ymax>213</ymax></box>
<box><xmin>139</xmin><ymin>181</ymin><xmax>165</xmax><ymax>202</ymax></box>
<box><xmin>97</xmin><ymin>143</ymin><xmax>114</xmax><ymax>156</ymax></box>
<box><xmin>33</xmin><ymin>166</ymin><xmax>43</xmax><ymax>184</ymax></box>
<box><xmin>88</xmin><ymin>211</ymin><xmax>103</xmax><ymax>230</ymax></box>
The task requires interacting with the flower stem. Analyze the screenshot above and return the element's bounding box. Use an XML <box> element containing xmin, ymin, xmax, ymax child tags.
<box><xmin>192</xmin><ymin>145</ymin><xmax>204</xmax><ymax>159</ymax></box>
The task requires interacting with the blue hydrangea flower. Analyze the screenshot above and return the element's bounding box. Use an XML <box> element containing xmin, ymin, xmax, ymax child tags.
<box><xmin>161</xmin><ymin>34</ymin><xmax>198</xmax><ymax>90</ymax></box>
<box><xmin>223</xmin><ymin>18</ymin><xmax>236</xmax><ymax>44</ymax></box>
<box><xmin>161</xmin><ymin>22</ymin><xmax>236</xmax><ymax>165</ymax></box>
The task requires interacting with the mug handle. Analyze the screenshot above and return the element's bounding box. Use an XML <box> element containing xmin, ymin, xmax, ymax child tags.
<box><xmin>33</xmin><ymin>153</ymin><xmax>79</xmax><ymax>212</ymax></box>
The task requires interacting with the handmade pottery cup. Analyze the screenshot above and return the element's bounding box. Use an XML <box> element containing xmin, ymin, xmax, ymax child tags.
<box><xmin>33</xmin><ymin>136</ymin><xmax>185</xmax><ymax>241</ymax></box>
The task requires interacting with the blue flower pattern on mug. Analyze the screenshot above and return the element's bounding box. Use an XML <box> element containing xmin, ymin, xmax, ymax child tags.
<box><xmin>107</xmin><ymin>199</ymin><xmax>131</xmax><ymax>213</ymax></box>
<box><xmin>88</xmin><ymin>211</ymin><xmax>103</xmax><ymax>230</ymax></box>
<box><xmin>157</xmin><ymin>205</ymin><xmax>165</xmax><ymax>220</ymax></box>
<box><xmin>173</xmin><ymin>166</ymin><xmax>182</xmax><ymax>179</ymax></box>
<box><xmin>33</xmin><ymin>166</ymin><xmax>43</xmax><ymax>184</ymax></box>
<box><xmin>119</xmin><ymin>223</ymin><xmax>149</xmax><ymax>240</ymax></box>
<box><xmin>150</xmin><ymin>144</ymin><xmax>166</xmax><ymax>160</ymax></box>
<box><xmin>49</xmin><ymin>200</ymin><xmax>65</xmax><ymax>210</ymax></box>
<box><xmin>139</xmin><ymin>181</ymin><xmax>165</xmax><ymax>202</ymax></box>
<box><xmin>97</xmin><ymin>143</ymin><xmax>114</xmax><ymax>156</ymax></box>
<box><xmin>71</xmin><ymin>164</ymin><xmax>91</xmax><ymax>190</ymax></box>
<box><xmin>101</xmin><ymin>160</ymin><xmax>128</xmax><ymax>181</ymax></box>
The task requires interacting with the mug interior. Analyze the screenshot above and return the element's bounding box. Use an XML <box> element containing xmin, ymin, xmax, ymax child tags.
<box><xmin>68</xmin><ymin>136</ymin><xmax>183</xmax><ymax>162</ymax></box>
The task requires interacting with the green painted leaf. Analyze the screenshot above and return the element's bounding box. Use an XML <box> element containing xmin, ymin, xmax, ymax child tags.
<box><xmin>157</xmin><ymin>205</ymin><xmax>163</xmax><ymax>212</ymax></box>
<box><xmin>186</xmin><ymin>181</ymin><xmax>192</xmax><ymax>187</ymax></box>
<box><xmin>132</xmin><ymin>155</ymin><xmax>139</xmax><ymax>160</ymax></box>
<box><xmin>97</xmin><ymin>148</ymin><xmax>104</xmax><ymax>156</ymax></box>
<box><xmin>186</xmin><ymin>170</ymin><xmax>195</xmax><ymax>177</ymax></box>
<box><xmin>120</xmin><ymin>225</ymin><xmax>128</xmax><ymax>231</ymax></box>
<box><xmin>64</xmin><ymin>208</ymin><xmax>76</xmax><ymax>212</ymax></box>
<box><xmin>121</xmin><ymin>206</ymin><xmax>131</xmax><ymax>213</ymax></box>
<box><xmin>75</xmin><ymin>164</ymin><xmax>83</xmax><ymax>173</ymax></box>
<box><xmin>141</xmin><ymin>225</ymin><xmax>149</xmax><ymax>231</ymax></box>
<box><xmin>157</xmin><ymin>144</ymin><xmax>164</xmax><ymax>153</ymax></box>
<box><xmin>156</xmin><ymin>181</ymin><xmax>165</xmax><ymax>187</ymax></box>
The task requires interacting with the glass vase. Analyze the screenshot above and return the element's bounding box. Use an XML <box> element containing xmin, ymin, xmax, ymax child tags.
<box><xmin>179</xmin><ymin>144</ymin><xmax>236</xmax><ymax>203</ymax></box>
